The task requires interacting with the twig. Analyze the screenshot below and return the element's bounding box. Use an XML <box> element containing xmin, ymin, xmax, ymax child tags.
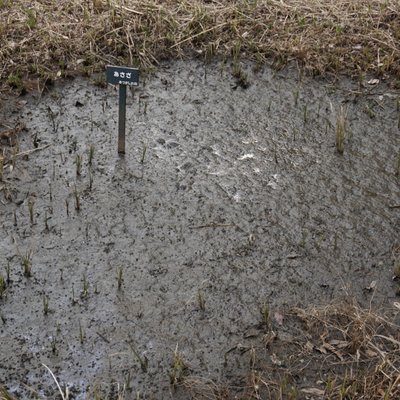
<box><xmin>42</xmin><ymin>363</ymin><xmax>68</xmax><ymax>400</ymax></box>
<box><xmin>190</xmin><ymin>222</ymin><xmax>233</xmax><ymax>229</ymax></box>
<box><xmin>15</xmin><ymin>144</ymin><xmax>51</xmax><ymax>157</ymax></box>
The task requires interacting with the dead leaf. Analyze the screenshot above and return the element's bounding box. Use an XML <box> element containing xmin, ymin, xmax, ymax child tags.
<box><xmin>322</xmin><ymin>342</ymin><xmax>344</xmax><ymax>361</ymax></box>
<box><xmin>329</xmin><ymin>339</ymin><xmax>348</xmax><ymax>349</ymax></box>
<box><xmin>366</xmin><ymin>349</ymin><xmax>378</xmax><ymax>358</ymax></box>
<box><xmin>364</xmin><ymin>280</ymin><xmax>377</xmax><ymax>291</ymax></box>
<box><xmin>270</xmin><ymin>353</ymin><xmax>283</xmax><ymax>366</ymax></box>
<box><xmin>305</xmin><ymin>341</ymin><xmax>314</xmax><ymax>352</ymax></box>
<box><xmin>393</xmin><ymin>302</ymin><xmax>400</xmax><ymax>310</ymax></box>
<box><xmin>301</xmin><ymin>387</ymin><xmax>325</xmax><ymax>397</ymax></box>
<box><xmin>367</xmin><ymin>78</ymin><xmax>379</xmax><ymax>85</ymax></box>
<box><xmin>274</xmin><ymin>311</ymin><xmax>284</xmax><ymax>326</ymax></box>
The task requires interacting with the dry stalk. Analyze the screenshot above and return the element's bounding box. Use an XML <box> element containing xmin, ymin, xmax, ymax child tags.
<box><xmin>0</xmin><ymin>0</ymin><xmax>399</xmax><ymax>93</ymax></box>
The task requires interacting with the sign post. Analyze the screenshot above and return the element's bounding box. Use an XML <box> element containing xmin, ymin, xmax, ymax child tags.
<box><xmin>106</xmin><ymin>65</ymin><xmax>139</xmax><ymax>154</ymax></box>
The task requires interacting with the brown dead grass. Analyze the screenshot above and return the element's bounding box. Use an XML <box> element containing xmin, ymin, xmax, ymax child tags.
<box><xmin>180</xmin><ymin>300</ymin><xmax>400</xmax><ymax>400</ymax></box>
<box><xmin>0</xmin><ymin>0</ymin><xmax>400</xmax><ymax>93</ymax></box>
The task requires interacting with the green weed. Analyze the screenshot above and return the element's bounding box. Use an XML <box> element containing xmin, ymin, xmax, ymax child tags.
<box><xmin>21</xmin><ymin>250</ymin><xmax>33</xmax><ymax>277</ymax></box>
<box><xmin>170</xmin><ymin>346</ymin><xmax>188</xmax><ymax>386</ymax></box>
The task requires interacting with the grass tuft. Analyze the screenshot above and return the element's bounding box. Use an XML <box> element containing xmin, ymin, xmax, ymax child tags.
<box><xmin>1</xmin><ymin>0</ymin><xmax>400</xmax><ymax>91</ymax></box>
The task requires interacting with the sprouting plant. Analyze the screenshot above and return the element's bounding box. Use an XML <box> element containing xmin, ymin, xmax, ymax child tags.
<box><xmin>51</xmin><ymin>336</ymin><xmax>57</xmax><ymax>353</ymax></box>
<box><xmin>71</xmin><ymin>284</ymin><xmax>77</xmax><ymax>305</ymax></box>
<box><xmin>128</xmin><ymin>339</ymin><xmax>148</xmax><ymax>372</ymax></box>
<box><xmin>89</xmin><ymin>170</ymin><xmax>93</xmax><ymax>191</ymax></box>
<box><xmin>28</xmin><ymin>199</ymin><xmax>34</xmax><ymax>224</ymax></box>
<box><xmin>79</xmin><ymin>320</ymin><xmax>85</xmax><ymax>344</ymax></box>
<box><xmin>43</xmin><ymin>294</ymin><xmax>49</xmax><ymax>315</ymax></box>
<box><xmin>24</xmin><ymin>8</ymin><xmax>37</xmax><ymax>29</ymax></box>
<box><xmin>288</xmin><ymin>385</ymin><xmax>299</xmax><ymax>400</ymax></box>
<box><xmin>393</xmin><ymin>260</ymin><xmax>400</xmax><ymax>279</ymax></box>
<box><xmin>7</xmin><ymin>71</ymin><xmax>24</xmax><ymax>91</ymax></box>
<box><xmin>232</xmin><ymin>62</ymin><xmax>249</xmax><ymax>89</ymax></box>
<box><xmin>325</xmin><ymin>375</ymin><xmax>336</xmax><ymax>399</ymax></box>
<box><xmin>335</xmin><ymin>106</ymin><xmax>347</xmax><ymax>154</ymax></box>
<box><xmin>22</xmin><ymin>250</ymin><xmax>33</xmax><ymax>277</ymax></box>
<box><xmin>395</xmin><ymin>152</ymin><xmax>400</xmax><ymax>176</ymax></box>
<box><xmin>261</xmin><ymin>302</ymin><xmax>270</xmax><ymax>328</ymax></box>
<box><xmin>73</xmin><ymin>185</ymin><xmax>80</xmax><ymax>211</ymax></box>
<box><xmin>75</xmin><ymin>154</ymin><xmax>82</xmax><ymax>177</ymax></box>
<box><xmin>197</xmin><ymin>289</ymin><xmax>205</xmax><ymax>311</ymax></box>
<box><xmin>88</xmin><ymin>144</ymin><xmax>95</xmax><ymax>165</ymax></box>
<box><xmin>5</xmin><ymin>261</ymin><xmax>10</xmax><ymax>284</ymax></box>
<box><xmin>81</xmin><ymin>274</ymin><xmax>88</xmax><ymax>298</ymax></box>
<box><xmin>117</xmin><ymin>267</ymin><xmax>123</xmax><ymax>290</ymax></box>
<box><xmin>303</xmin><ymin>104</ymin><xmax>308</xmax><ymax>124</ymax></box>
<box><xmin>0</xmin><ymin>275</ymin><xmax>6</xmax><ymax>298</ymax></box>
<box><xmin>44</xmin><ymin>211</ymin><xmax>49</xmax><ymax>231</ymax></box>
<box><xmin>141</xmin><ymin>143</ymin><xmax>147</xmax><ymax>164</ymax></box>
<box><xmin>170</xmin><ymin>345</ymin><xmax>188</xmax><ymax>386</ymax></box>
<box><xmin>293</xmin><ymin>88</ymin><xmax>299</xmax><ymax>107</ymax></box>
<box><xmin>0</xmin><ymin>154</ymin><xmax>3</xmax><ymax>181</ymax></box>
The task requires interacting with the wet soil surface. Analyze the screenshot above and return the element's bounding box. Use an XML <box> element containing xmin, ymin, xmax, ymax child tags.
<box><xmin>0</xmin><ymin>60</ymin><xmax>399</xmax><ymax>399</ymax></box>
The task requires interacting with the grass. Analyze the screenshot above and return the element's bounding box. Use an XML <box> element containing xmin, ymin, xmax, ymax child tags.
<box><xmin>21</xmin><ymin>249</ymin><xmax>33</xmax><ymax>277</ymax></box>
<box><xmin>0</xmin><ymin>274</ymin><xmax>6</xmax><ymax>298</ymax></box>
<box><xmin>75</xmin><ymin>154</ymin><xmax>82</xmax><ymax>177</ymax></box>
<box><xmin>335</xmin><ymin>106</ymin><xmax>347</xmax><ymax>154</ymax></box>
<box><xmin>0</xmin><ymin>0</ymin><xmax>399</xmax><ymax>93</ymax></box>
<box><xmin>180</xmin><ymin>301</ymin><xmax>400</xmax><ymax>400</ymax></box>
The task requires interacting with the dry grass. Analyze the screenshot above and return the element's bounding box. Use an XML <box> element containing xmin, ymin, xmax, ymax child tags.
<box><xmin>178</xmin><ymin>301</ymin><xmax>400</xmax><ymax>400</ymax></box>
<box><xmin>0</xmin><ymin>0</ymin><xmax>400</xmax><ymax>93</ymax></box>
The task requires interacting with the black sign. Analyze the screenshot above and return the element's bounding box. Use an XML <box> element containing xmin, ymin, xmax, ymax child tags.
<box><xmin>106</xmin><ymin>65</ymin><xmax>139</xmax><ymax>86</ymax></box>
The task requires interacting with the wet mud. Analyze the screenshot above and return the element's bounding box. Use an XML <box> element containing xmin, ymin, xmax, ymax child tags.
<box><xmin>0</xmin><ymin>60</ymin><xmax>399</xmax><ymax>398</ymax></box>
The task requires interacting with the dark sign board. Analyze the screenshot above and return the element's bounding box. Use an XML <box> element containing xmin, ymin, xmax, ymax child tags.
<box><xmin>106</xmin><ymin>65</ymin><xmax>140</xmax><ymax>154</ymax></box>
<box><xmin>106</xmin><ymin>65</ymin><xmax>139</xmax><ymax>86</ymax></box>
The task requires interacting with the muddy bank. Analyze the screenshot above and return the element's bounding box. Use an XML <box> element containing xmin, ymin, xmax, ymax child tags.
<box><xmin>0</xmin><ymin>60</ymin><xmax>399</xmax><ymax>398</ymax></box>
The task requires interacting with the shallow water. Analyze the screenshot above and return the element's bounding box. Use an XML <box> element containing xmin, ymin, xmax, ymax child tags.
<box><xmin>0</xmin><ymin>60</ymin><xmax>399</xmax><ymax>398</ymax></box>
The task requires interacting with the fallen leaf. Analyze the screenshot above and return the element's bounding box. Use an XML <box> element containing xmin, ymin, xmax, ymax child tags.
<box><xmin>393</xmin><ymin>302</ymin><xmax>400</xmax><ymax>310</ymax></box>
<box><xmin>270</xmin><ymin>353</ymin><xmax>283</xmax><ymax>366</ymax></box>
<box><xmin>366</xmin><ymin>280</ymin><xmax>377</xmax><ymax>290</ymax></box>
<box><xmin>329</xmin><ymin>339</ymin><xmax>348</xmax><ymax>349</ymax></box>
<box><xmin>366</xmin><ymin>349</ymin><xmax>378</xmax><ymax>358</ymax></box>
<box><xmin>274</xmin><ymin>311</ymin><xmax>284</xmax><ymax>326</ymax></box>
<box><xmin>322</xmin><ymin>342</ymin><xmax>344</xmax><ymax>361</ymax></box>
<box><xmin>301</xmin><ymin>387</ymin><xmax>325</xmax><ymax>397</ymax></box>
<box><xmin>367</xmin><ymin>78</ymin><xmax>379</xmax><ymax>85</ymax></box>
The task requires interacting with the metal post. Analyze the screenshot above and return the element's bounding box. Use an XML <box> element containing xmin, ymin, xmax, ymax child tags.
<box><xmin>118</xmin><ymin>85</ymin><xmax>127</xmax><ymax>154</ymax></box>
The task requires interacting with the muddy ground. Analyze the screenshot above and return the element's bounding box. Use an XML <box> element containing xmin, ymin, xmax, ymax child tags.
<box><xmin>0</xmin><ymin>60</ymin><xmax>399</xmax><ymax>399</ymax></box>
